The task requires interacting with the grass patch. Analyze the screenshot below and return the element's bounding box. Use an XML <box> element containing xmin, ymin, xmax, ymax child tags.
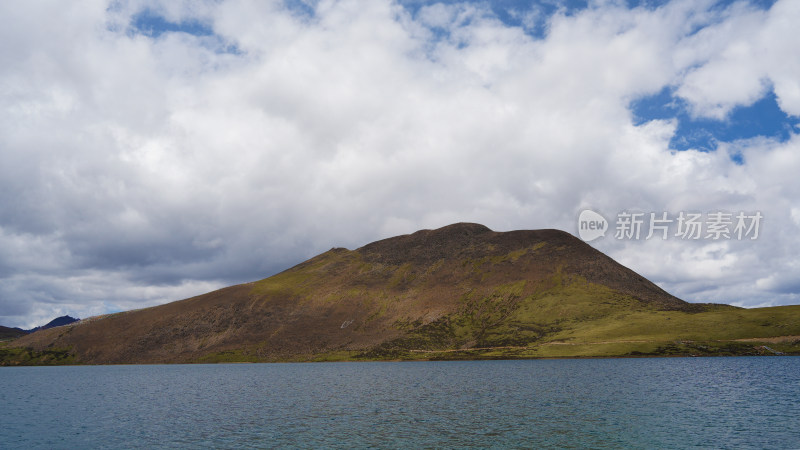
<box><xmin>308</xmin><ymin>350</ymin><xmax>362</xmax><ymax>362</ymax></box>
<box><xmin>0</xmin><ymin>346</ymin><xmax>77</xmax><ymax>366</ymax></box>
<box><xmin>194</xmin><ymin>349</ymin><xmax>259</xmax><ymax>363</ymax></box>
<box><xmin>547</xmin><ymin>305</ymin><xmax>800</xmax><ymax>344</ymax></box>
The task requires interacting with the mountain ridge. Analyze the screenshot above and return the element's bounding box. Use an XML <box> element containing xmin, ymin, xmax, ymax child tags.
<box><xmin>0</xmin><ymin>326</ymin><xmax>28</xmax><ymax>340</ymax></box>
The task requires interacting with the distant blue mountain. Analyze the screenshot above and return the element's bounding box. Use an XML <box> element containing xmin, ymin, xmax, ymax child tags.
<box><xmin>28</xmin><ymin>315</ymin><xmax>80</xmax><ymax>333</ymax></box>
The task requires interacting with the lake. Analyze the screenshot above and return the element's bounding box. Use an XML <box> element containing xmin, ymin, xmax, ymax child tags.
<box><xmin>2</xmin><ymin>357</ymin><xmax>799</xmax><ymax>448</ymax></box>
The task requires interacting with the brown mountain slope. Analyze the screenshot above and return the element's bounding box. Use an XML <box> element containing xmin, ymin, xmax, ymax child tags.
<box><xmin>11</xmin><ymin>223</ymin><xmax>739</xmax><ymax>364</ymax></box>
<box><xmin>0</xmin><ymin>325</ymin><xmax>28</xmax><ymax>340</ymax></box>
<box><xmin>359</xmin><ymin>223</ymin><xmax>688</xmax><ymax>310</ymax></box>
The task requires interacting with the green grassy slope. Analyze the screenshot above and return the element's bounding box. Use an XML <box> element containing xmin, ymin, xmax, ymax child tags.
<box><xmin>344</xmin><ymin>274</ymin><xmax>800</xmax><ymax>361</ymax></box>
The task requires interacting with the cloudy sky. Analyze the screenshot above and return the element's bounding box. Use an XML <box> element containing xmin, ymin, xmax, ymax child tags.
<box><xmin>1</xmin><ymin>0</ymin><xmax>799</xmax><ymax>328</ymax></box>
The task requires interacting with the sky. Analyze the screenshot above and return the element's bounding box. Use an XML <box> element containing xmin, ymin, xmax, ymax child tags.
<box><xmin>1</xmin><ymin>0</ymin><xmax>799</xmax><ymax>328</ymax></box>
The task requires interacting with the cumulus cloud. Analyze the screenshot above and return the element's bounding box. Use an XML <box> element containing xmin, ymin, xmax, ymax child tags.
<box><xmin>0</xmin><ymin>0</ymin><xmax>798</xmax><ymax>328</ymax></box>
<box><xmin>675</xmin><ymin>0</ymin><xmax>800</xmax><ymax>118</ymax></box>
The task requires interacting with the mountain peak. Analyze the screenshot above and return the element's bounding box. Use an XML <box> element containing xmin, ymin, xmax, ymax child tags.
<box><xmin>358</xmin><ymin>222</ymin><xmax>494</xmax><ymax>265</ymax></box>
<box><xmin>358</xmin><ymin>223</ymin><xmax>582</xmax><ymax>266</ymax></box>
<box><xmin>429</xmin><ymin>222</ymin><xmax>492</xmax><ymax>235</ymax></box>
<box><xmin>26</xmin><ymin>315</ymin><xmax>80</xmax><ymax>333</ymax></box>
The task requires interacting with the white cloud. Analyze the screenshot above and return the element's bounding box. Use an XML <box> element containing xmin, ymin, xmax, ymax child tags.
<box><xmin>0</xmin><ymin>0</ymin><xmax>798</xmax><ymax>328</ymax></box>
<box><xmin>675</xmin><ymin>0</ymin><xmax>800</xmax><ymax>118</ymax></box>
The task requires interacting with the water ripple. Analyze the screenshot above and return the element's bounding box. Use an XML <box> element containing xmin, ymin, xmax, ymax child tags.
<box><xmin>1</xmin><ymin>357</ymin><xmax>799</xmax><ymax>448</ymax></box>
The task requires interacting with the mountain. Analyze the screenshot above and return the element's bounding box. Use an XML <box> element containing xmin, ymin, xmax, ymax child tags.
<box><xmin>0</xmin><ymin>326</ymin><xmax>28</xmax><ymax>340</ymax></box>
<box><xmin>28</xmin><ymin>315</ymin><xmax>80</xmax><ymax>333</ymax></box>
<box><xmin>0</xmin><ymin>315</ymin><xmax>80</xmax><ymax>338</ymax></box>
<box><xmin>5</xmin><ymin>223</ymin><xmax>800</xmax><ymax>365</ymax></box>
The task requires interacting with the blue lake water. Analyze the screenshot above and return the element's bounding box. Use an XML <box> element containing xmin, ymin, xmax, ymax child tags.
<box><xmin>2</xmin><ymin>357</ymin><xmax>799</xmax><ymax>449</ymax></box>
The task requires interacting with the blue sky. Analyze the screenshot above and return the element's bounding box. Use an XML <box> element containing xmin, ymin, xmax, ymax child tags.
<box><xmin>632</xmin><ymin>88</ymin><xmax>799</xmax><ymax>156</ymax></box>
<box><xmin>132</xmin><ymin>9</ymin><xmax>214</xmax><ymax>38</ymax></box>
<box><xmin>1</xmin><ymin>0</ymin><xmax>799</xmax><ymax>328</ymax></box>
